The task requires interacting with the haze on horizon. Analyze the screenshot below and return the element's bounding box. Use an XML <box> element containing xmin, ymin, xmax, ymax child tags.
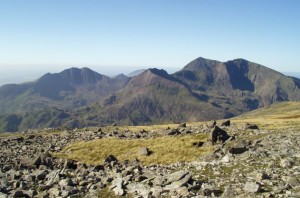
<box><xmin>0</xmin><ymin>0</ymin><xmax>299</xmax><ymax>85</ymax></box>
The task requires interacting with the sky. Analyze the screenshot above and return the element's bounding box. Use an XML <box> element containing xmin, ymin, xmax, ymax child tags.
<box><xmin>0</xmin><ymin>0</ymin><xmax>300</xmax><ymax>84</ymax></box>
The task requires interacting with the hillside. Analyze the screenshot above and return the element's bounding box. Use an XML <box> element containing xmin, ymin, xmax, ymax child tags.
<box><xmin>233</xmin><ymin>101</ymin><xmax>300</xmax><ymax>129</ymax></box>
<box><xmin>174</xmin><ymin>57</ymin><xmax>300</xmax><ymax>110</ymax></box>
<box><xmin>82</xmin><ymin>58</ymin><xmax>300</xmax><ymax>127</ymax></box>
<box><xmin>0</xmin><ymin>57</ymin><xmax>300</xmax><ymax>132</ymax></box>
<box><xmin>1</xmin><ymin>102</ymin><xmax>300</xmax><ymax>197</ymax></box>
<box><xmin>82</xmin><ymin>68</ymin><xmax>231</xmax><ymax>126</ymax></box>
<box><xmin>0</xmin><ymin>67</ymin><xmax>129</xmax><ymax>115</ymax></box>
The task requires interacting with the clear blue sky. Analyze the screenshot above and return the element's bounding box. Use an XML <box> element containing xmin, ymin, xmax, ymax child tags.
<box><xmin>0</xmin><ymin>0</ymin><xmax>299</xmax><ymax>84</ymax></box>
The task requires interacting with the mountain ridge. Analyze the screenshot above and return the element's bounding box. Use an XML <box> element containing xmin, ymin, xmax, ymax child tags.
<box><xmin>0</xmin><ymin>67</ymin><xmax>130</xmax><ymax>115</ymax></box>
<box><xmin>0</xmin><ymin>57</ymin><xmax>300</xmax><ymax>132</ymax></box>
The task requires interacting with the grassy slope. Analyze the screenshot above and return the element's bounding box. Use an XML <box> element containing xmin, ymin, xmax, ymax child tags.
<box><xmin>54</xmin><ymin>134</ymin><xmax>212</xmax><ymax>166</ymax></box>
<box><xmin>53</xmin><ymin>101</ymin><xmax>300</xmax><ymax>166</ymax></box>
<box><xmin>233</xmin><ymin>101</ymin><xmax>300</xmax><ymax>129</ymax></box>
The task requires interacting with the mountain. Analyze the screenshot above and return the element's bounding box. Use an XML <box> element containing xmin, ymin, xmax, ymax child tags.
<box><xmin>0</xmin><ymin>58</ymin><xmax>300</xmax><ymax>132</ymax></box>
<box><xmin>80</xmin><ymin>68</ymin><xmax>231</xmax><ymax>126</ymax></box>
<box><xmin>174</xmin><ymin>57</ymin><xmax>300</xmax><ymax>109</ymax></box>
<box><xmin>0</xmin><ymin>67</ymin><xmax>130</xmax><ymax>115</ymax></box>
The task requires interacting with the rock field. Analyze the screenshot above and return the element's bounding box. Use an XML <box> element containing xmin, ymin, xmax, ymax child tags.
<box><xmin>1</xmin><ymin>121</ymin><xmax>300</xmax><ymax>197</ymax></box>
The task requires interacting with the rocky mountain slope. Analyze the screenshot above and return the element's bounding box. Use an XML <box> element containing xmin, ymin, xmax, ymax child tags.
<box><xmin>0</xmin><ymin>57</ymin><xmax>300</xmax><ymax>132</ymax></box>
<box><xmin>1</xmin><ymin>102</ymin><xmax>300</xmax><ymax>197</ymax></box>
<box><xmin>174</xmin><ymin>57</ymin><xmax>300</xmax><ymax>108</ymax></box>
<box><xmin>87</xmin><ymin>68</ymin><xmax>231</xmax><ymax>126</ymax></box>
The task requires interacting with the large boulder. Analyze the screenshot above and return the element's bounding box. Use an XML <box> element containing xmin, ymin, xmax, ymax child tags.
<box><xmin>210</xmin><ymin>126</ymin><xmax>230</xmax><ymax>144</ymax></box>
<box><xmin>63</xmin><ymin>159</ymin><xmax>77</xmax><ymax>170</ymax></box>
<box><xmin>104</xmin><ymin>155</ymin><xmax>118</xmax><ymax>163</ymax></box>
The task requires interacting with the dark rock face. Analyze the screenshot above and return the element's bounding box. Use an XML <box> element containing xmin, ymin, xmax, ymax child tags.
<box><xmin>221</xmin><ymin>120</ymin><xmax>231</xmax><ymax>127</ymax></box>
<box><xmin>168</xmin><ymin>128</ymin><xmax>180</xmax><ymax>135</ymax></box>
<box><xmin>229</xmin><ymin>147</ymin><xmax>248</xmax><ymax>154</ymax></box>
<box><xmin>104</xmin><ymin>155</ymin><xmax>118</xmax><ymax>163</ymax></box>
<box><xmin>210</xmin><ymin>126</ymin><xmax>230</xmax><ymax>144</ymax></box>
<box><xmin>246</xmin><ymin>124</ymin><xmax>259</xmax><ymax>130</ymax></box>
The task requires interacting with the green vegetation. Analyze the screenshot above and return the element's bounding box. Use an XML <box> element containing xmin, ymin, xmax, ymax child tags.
<box><xmin>0</xmin><ymin>114</ymin><xmax>22</xmax><ymax>132</ymax></box>
<box><xmin>53</xmin><ymin>134</ymin><xmax>212</xmax><ymax>165</ymax></box>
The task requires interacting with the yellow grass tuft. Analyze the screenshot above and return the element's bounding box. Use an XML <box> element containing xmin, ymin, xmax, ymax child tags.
<box><xmin>53</xmin><ymin>134</ymin><xmax>212</xmax><ymax>166</ymax></box>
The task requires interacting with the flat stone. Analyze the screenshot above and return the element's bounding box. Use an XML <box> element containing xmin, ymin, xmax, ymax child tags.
<box><xmin>243</xmin><ymin>182</ymin><xmax>261</xmax><ymax>193</ymax></box>
<box><xmin>164</xmin><ymin>170</ymin><xmax>189</xmax><ymax>185</ymax></box>
<box><xmin>164</xmin><ymin>173</ymin><xmax>191</xmax><ymax>190</ymax></box>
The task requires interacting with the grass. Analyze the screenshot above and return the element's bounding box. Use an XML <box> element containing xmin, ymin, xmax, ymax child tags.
<box><xmin>102</xmin><ymin>123</ymin><xmax>179</xmax><ymax>133</ymax></box>
<box><xmin>53</xmin><ymin>134</ymin><xmax>212</xmax><ymax>166</ymax></box>
<box><xmin>233</xmin><ymin>101</ymin><xmax>300</xmax><ymax>129</ymax></box>
<box><xmin>52</xmin><ymin>102</ymin><xmax>300</xmax><ymax>166</ymax></box>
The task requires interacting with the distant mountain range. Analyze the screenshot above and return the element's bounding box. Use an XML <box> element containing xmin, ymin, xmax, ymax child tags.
<box><xmin>1</xmin><ymin>57</ymin><xmax>300</xmax><ymax>132</ymax></box>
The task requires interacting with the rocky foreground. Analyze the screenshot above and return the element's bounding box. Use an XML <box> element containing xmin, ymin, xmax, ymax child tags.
<box><xmin>1</xmin><ymin>121</ymin><xmax>300</xmax><ymax>198</ymax></box>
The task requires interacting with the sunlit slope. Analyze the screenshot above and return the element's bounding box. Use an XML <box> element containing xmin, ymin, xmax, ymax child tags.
<box><xmin>233</xmin><ymin>101</ymin><xmax>300</xmax><ymax>129</ymax></box>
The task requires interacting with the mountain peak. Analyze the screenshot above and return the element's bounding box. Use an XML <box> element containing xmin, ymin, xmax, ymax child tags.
<box><xmin>114</xmin><ymin>73</ymin><xmax>128</xmax><ymax>79</ymax></box>
<box><xmin>182</xmin><ymin>57</ymin><xmax>220</xmax><ymax>71</ymax></box>
<box><xmin>148</xmin><ymin>68</ymin><xmax>169</xmax><ymax>76</ymax></box>
<box><xmin>59</xmin><ymin>67</ymin><xmax>103</xmax><ymax>85</ymax></box>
